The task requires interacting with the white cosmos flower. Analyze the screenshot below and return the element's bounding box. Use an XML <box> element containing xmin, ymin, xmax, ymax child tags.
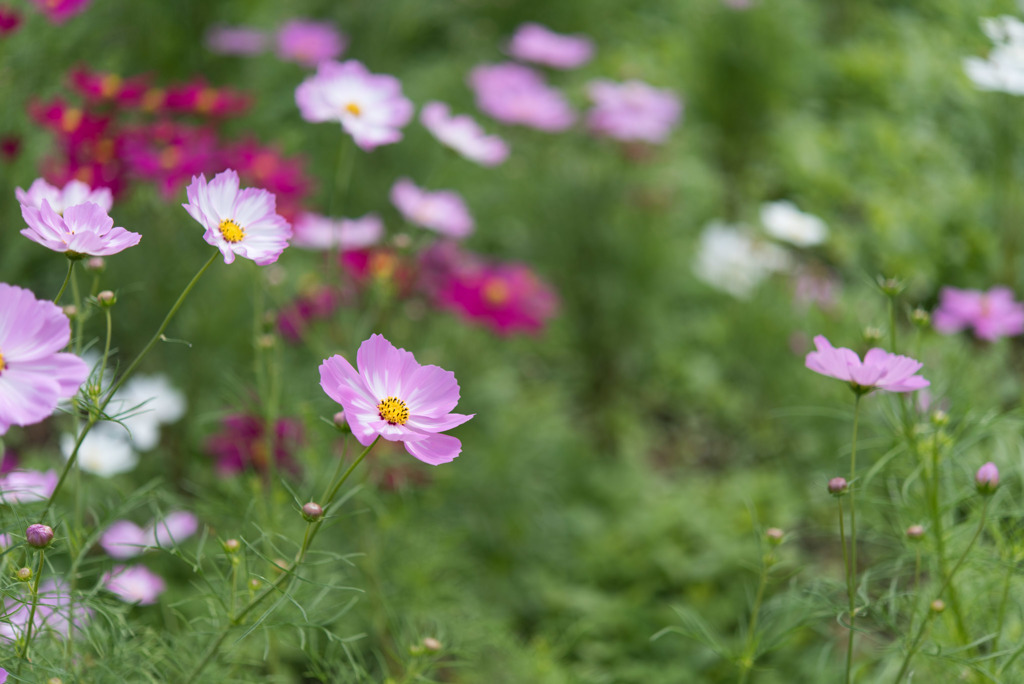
<box><xmin>760</xmin><ymin>201</ymin><xmax>827</xmax><ymax>247</ymax></box>
<box><xmin>693</xmin><ymin>221</ymin><xmax>792</xmax><ymax>299</ymax></box>
<box><xmin>62</xmin><ymin>424</ymin><xmax>138</xmax><ymax>477</ymax></box>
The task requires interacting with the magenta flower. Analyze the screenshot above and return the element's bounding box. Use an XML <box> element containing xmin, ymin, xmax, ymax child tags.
<box><xmin>16</xmin><ymin>177</ymin><xmax>112</xmax><ymax>218</ymax></box>
<box><xmin>277</xmin><ymin>19</ymin><xmax>345</xmax><ymax>66</ymax></box>
<box><xmin>99</xmin><ymin>510</ymin><xmax>199</xmax><ymax>559</ymax></box>
<box><xmin>805</xmin><ymin>335</ymin><xmax>929</xmax><ymax>394</ymax></box>
<box><xmin>420</xmin><ymin>101</ymin><xmax>509</xmax><ymax>167</ymax></box>
<box><xmin>933</xmin><ymin>286</ymin><xmax>1024</xmax><ymax>341</ymax></box>
<box><xmin>586</xmin><ymin>79</ymin><xmax>683</xmax><ymax>144</ymax></box>
<box><xmin>29</xmin><ymin>0</ymin><xmax>90</xmax><ymax>23</ymax></box>
<box><xmin>20</xmin><ymin>201</ymin><xmax>140</xmax><ymax>258</ymax></box>
<box><xmin>319</xmin><ymin>334</ymin><xmax>474</xmax><ymax>465</ymax></box>
<box><xmin>0</xmin><ymin>284</ymin><xmax>88</xmax><ymax>435</ymax></box>
<box><xmin>103</xmin><ymin>565</ymin><xmax>166</xmax><ymax>605</ymax></box>
<box><xmin>206</xmin><ymin>413</ymin><xmax>304</xmax><ymax>477</ymax></box>
<box><xmin>468</xmin><ymin>63</ymin><xmax>575</xmax><ymax>132</ymax></box>
<box><xmin>205</xmin><ymin>25</ymin><xmax>268</xmax><ymax>56</ymax></box>
<box><xmin>0</xmin><ymin>469</ymin><xmax>58</xmax><ymax>504</ymax></box>
<box><xmin>183</xmin><ymin>169</ymin><xmax>292</xmax><ymax>265</ymax></box>
<box><xmin>507</xmin><ymin>23</ymin><xmax>594</xmax><ymax>69</ymax></box>
<box><xmin>295</xmin><ymin>60</ymin><xmax>414</xmax><ymax>151</ymax></box>
<box><xmin>291</xmin><ymin>212</ymin><xmax>383</xmax><ymax>251</ymax></box>
<box><xmin>390</xmin><ymin>178</ymin><xmax>474</xmax><ymax>238</ymax></box>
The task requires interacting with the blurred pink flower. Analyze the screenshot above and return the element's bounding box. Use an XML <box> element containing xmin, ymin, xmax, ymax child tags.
<box><xmin>29</xmin><ymin>0</ymin><xmax>90</xmax><ymax>24</ymax></box>
<box><xmin>16</xmin><ymin>177</ymin><xmax>112</xmax><ymax>218</ymax></box>
<box><xmin>468</xmin><ymin>63</ymin><xmax>575</xmax><ymax>132</ymax></box>
<box><xmin>121</xmin><ymin>121</ymin><xmax>221</xmax><ymax>199</ymax></box>
<box><xmin>0</xmin><ymin>469</ymin><xmax>58</xmax><ymax>504</ymax></box>
<box><xmin>976</xmin><ymin>462</ymin><xmax>999</xmax><ymax>494</ymax></box>
<box><xmin>0</xmin><ymin>580</ymin><xmax>90</xmax><ymax>642</ymax></box>
<box><xmin>183</xmin><ymin>168</ymin><xmax>292</xmax><ymax>265</ymax></box>
<box><xmin>20</xmin><ymin>200</ymin><xmax>140</xmax><ymax>257</ymax></box>
<box><xmin>223</xmin><ymin>140</ymin><xmax>312</xmax><ymax>221</ymax></box>
<box><xmin>99</xmin><ymin>511</ymin><xmax>199</xmax><ymax>559</ymax></box>
<box><xmin>319</xmin><ymin>334</ymin><xmax>474</xmax><ymax>465</ymax></box>
<box><xmin>69</xmin><ymin>68</ymin><xmax>150</xmax><ymax>106</ymax></box>
<box><xmin>507</xmin><ymin>22</ymin><xmax>594</xmax><ymax>69</ymax></box>
<box><xmin>0</xmin><ymin>6</ymin><xmax>21</xmax><ymax>35</ymax></box>
<box><xmin>933</xmin><ymin>286</ymin><xmax>1024</xmax><ymax>341</ymax></box>
<box><xmin>205</xmin><ymin>25</ymin><xmax>268</xmax><ymax>56</ymax></box>
<box><xmin>278</xmin><ymin>286</ymin><xmax>342</xmax><ymax>342</ymax></box>
<box><xmin>277</xmin><ymin>19</ymin><xmax>346</xmax><ymax>66</ymax></box>
<box><xmin>420</xmin><ymin>101</ymin><xmax>509</xmax><ymax>166</ymax></box>
<box><xmin>805</xmin><ymin>335</ymin><xmax>929</xmax><ymax>394</ymax></box>
<box><xmin>390</xmin><ymin>178</ymin><xmax>474</xmax><ymax>238</ymax></box>
<box><xmin>292</xmin><ymin>212</ymin><xmax>383</xmax><ymax>250</ymax></box>
<box><xmin>207</xmin><ymin>413</ymin><xmax>304</xmax><ymax>477</ymax></box>
<box><xmin>586</xmin><ymin>79</ymin><xmax>683</xmax><ymax>143</ymax></box>
<box><xmin>103</xmin><ymin>565</ymin><xmax>166</xmax><ymax>605</ymax></box>
<box><xmin>0</xmin><ymin>284</ymin><xmax>88</xmax><ymax>435</ymax></box>
<box><xmin>164</xmin><ymin>79</ymin><xmax>250</xmax><ymax>117</ymax></box>
<box><xmin>295</xmin><ymin>60</ymin><xmax>413</xmax><ymax>150</ymax></box>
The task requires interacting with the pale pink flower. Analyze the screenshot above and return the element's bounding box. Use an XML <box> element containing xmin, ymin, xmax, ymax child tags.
<box><xmin>319</xmin><ymin>334</ymin><xmax>474</xmax><ymax>465</ymax></box>
<box><xmin>0</xmin><ymin>580</ymin><xmax>90</xmax><ymax>642</ymax></box>
<box><xmin>468</xmin><ymin>63</ymin><xmax>575</xmax><ymax>132</ymax></box>
<box><xmin>277</xmin><ymin>19</ymin><xmax>345</xmax><ymax>66</ymax></box>
<box><xmin>103</xmin><ymin>565</ymin><xmax>166</xmax><ymax>605</ymax></box>
<box><xmin>805</xmin><ymin>335</ymin><xmax>929</xmax><ymax>394</ymax></box>
<box><xmin>291</xmin><ymin>212</ymin><xmax>384</xmax><ymax>250</ymax></box>
<box><xmin>99</xmin><ymin>510</ymin><xmax>199</xmax><ymax>559</ymax></box>
<box><xmin>183</xmin><ymin>169</ymin><xmax>292</xmax><ymax>265</ymax></box>
<box><xmin>390</xmin><ymin>178</ymin><xmax>473</xmax><ymax>238</ymax></box>
<box><xmin>295</xmin><ymin>60</ymin><xmax>414</xmax><ymax>150</ymax></box>
<box><xmin>586</xmin><ymin>79</ymin><xmax>683</xmax><ymax>143</ymax></box>
<box><xmin>0</xmin><ymin>469</ymin><xmax>58</xmax><ymax>504</ymax></box>
<box><xmin>16</xmin><ymin>178</ymin><xmax>112</xmax><ymax>219</ymax></box>
<box><xmin>20</xmin><ymin>201</ymin><xmax>140</xmax><ymax>258</ymax></box>
<box><xmin>420</xmin><ymin>101</ymin><xmax>509</xmax><ymax>166</ymax></box>
<box><xmin>507</xmin><ymin>23</ymin><xmax>594</xmax><ymax>69</ymax></box>
<box><xmin>0</xmin><ymin>284</ymin><xmax>88</xmax><ymax>435</ymax></box>
<box><xmin>205</xmin><ymin>25</ymin><xmax>268</xmax><ymax>56</ymax></box>
<box><xmin>933</xmin><ymin>286</ymin><xmax>1024</xmax><ymax>341</ymax></box>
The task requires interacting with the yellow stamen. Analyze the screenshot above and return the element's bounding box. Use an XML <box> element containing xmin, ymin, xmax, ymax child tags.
<box><xmin>61</xmin><ymin>108</ymin><xmax>83</xmax><ymax>133</ymax></box>
<box><xmin>141</xmin><ymin>88</ymin><xmax>165</xmax><ymax>112</ymax></box>
<box><xmin>344</xmin><ymin>102</ymin><xmax>362</xmax><ymax>116</ymax></box>
<box><xmin>0</xmin><ymin>350</ymin><xmax>6</xmax><ymax>374</ymax></box>
<box><xmin>377</xmin><ymin>396</ymin><xmax>409</xmax><ymax>425</ymax></box>
<box><xmin>482</xmin><ymin>278</ymin><xmax>510</xmax><ymax>306</ymax></box>
<box><xmin>195</xmin><ymin>88</ymin><xmax>219</xmax><ymax>113</ymax></box>
<box><xmin>99</xmin><ymin>74</ymin><xmax>122</xmax><ymax>98</ymax></box>
<box><xmin>159</xmin><ymin>145</ymin><xmax>182</xmax><ymax>171</ymax></box>
<box><xmin>219</xmin><ymin>219</ymin><xmax>246</xmax><ymax>243</ymax></box>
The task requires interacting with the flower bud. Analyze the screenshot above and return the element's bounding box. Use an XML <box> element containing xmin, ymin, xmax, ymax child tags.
<box><xmin>26</xmin><ymin>523</ymin><xmax>54</xmax><ymax>549</ymax></box>
<box><xmin>96</xmin><ymin>290</ymin><xmax>116</xmax><ymax>307</ymax></box>
<box><xmin>863</xmin><ymin>326</ymin><xmax>883</xmax><ymax>345</ymax></box>
<box><xmin>86</xmin><ymin>256</ymin><xmax>106</xmax><ymax>272</ymax></box>
<box><xmin>15</xmin><ymin>567</ymin><xmax>32</xmax><ymax>582</ymax></box>
<box><xmin>48</xmin><ymin>678</ymin><xmax>64</xmax><ymax>684</ymax></box>
<box><xmin>223</xmin><ymin>538</ymin><xmax>241</xmax><ymax>553</ymax></box>
<box><xmin>301</xmin><ymin>502</ymin><xmax>324</xmax><ymax>522</ymax></box>
<box><xmin>976</xmin><ymin>462</ymin><xmax>999</xmax><ymax>495</ymax></box>
<box><xmin>257</xmin><ymin>333</ymin><xmax>276</xmax><ymax>349</ymax></box>
<box><xmin>765</xmin><ymin>527</ymin><xmax>784</xmax><ymax>545</ymax></box>
<box><xmin>906</xmin><ymin>524</ymin><xmax>925</xmax><ymax>541</ymax></box>
<box><xmin>333</xmin><ymin>411</ymin><xmax>350</xmax><ymax>433</ymax></box>
<box><xmin>422</xmin><ymin>637</ymin><xmax>442</xmax><ymax>652</ymax></box>
<box><xmin>877</xmin><ymin>276</ymin><xmax>905</xmax><ymax>297</ymax></box>
<box><xmin>827</xmin><ymin>477</ymin><xmax>848</xmax><ymax>496</ymax></box>
<box><xmin>62</xmin><ymin>304</ymin><xmax>77</xmax><ymax>318</ymax></box>
<box><xmin>249</xmin><ymin>578</ymin><xmax>262</xmax><ymax>591</ymax></box>
<box><xmin>930</xmin><ymin>410</ymin><xmax>949</xmax><ymax>428</ymax></box>
<box><xmin>930</xmin><ymin>599</ymin><xmax>945</xmax><ymax>613</ymax></box>
<box><xmin>911</xmin><ymin>307</ymin><xmax>930</xmax><ymax>328</ymax></box>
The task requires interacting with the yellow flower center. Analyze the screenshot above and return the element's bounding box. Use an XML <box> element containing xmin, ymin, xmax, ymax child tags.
<box><xmin>61</xmin><ymin>108</ymin><xmax>83</xmax><ymax>133</ymax></box>
<box><xmin>196</xmin><ymin>88</ymin><xmax>219</xmax><ymax>113</ymax></box>
<box><xmin>99</xmin><ymin>74</ymin><xmax>122</xmax><ymax>98</ymax></box>
<box><xmin>482</xmin><ymin>278</ymin><xmax>511</xmax><ymax>306</ymax></box>
<box><xmin>219</xmin><ymin>219</ymin><xmax>246</xmax><ymax>243</ymax></box>
<box><xmin>377</xmin><ymin>396</ymin><xmax>409</xmax><ymax>425</ymax></box>
<box><xmin>345</xmin><ymin>102</ymin><xmax>362</xmax><ymax>117</ymax></box>
<box><xmin>0</xmin><ymin>350</ymin><xmax>6</xmax><ymax>374</ymax></box>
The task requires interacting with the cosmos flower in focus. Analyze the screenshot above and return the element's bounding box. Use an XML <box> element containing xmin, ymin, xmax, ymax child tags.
<box><xmin>320</xmin><ymin>334</ymin><xmax>474</xmax><ymax>465</ymax></box>
<box><xmin>507</xmin><ymin>23</ymin><xmax>594</xmax><ymax>69</ymax></box>
<box><xmin>420</xmin><ymin>101</ymin><xmax>509</xmax><ymax>166</ymax></box>
<box><xmin>760</xmin><ymin>200</ymin><xmax>827</xmax><ymax>247</ymax></box>
<box><xmin>390</xmin><ymin>178</ymin><xmax>474</xmax><ymax>238</ymax></box>
<box><xmin>0</xmin><ymin>284</ymin><xmax>88</xmax><ymax>435</ymax></box>
<box><xmin>291</xmin><ymin>212</ymin><xmax>384</xmax><ymax>251</ymax></box>
<box><xmin>805</xmin><ymin>335</ymin><xmax>929</xmax><ymax>394</ymax></box>
<box><xmin>295</xmin><ymin>60</ymin><xmax>414</xmax><ymax>150</ymax></box>
<box><xmin>933</xmin><ymin>286</ymin><xmax>1024</xmax><ymax>341</ymax></box>
<box><xmin>183</xmin><ymin>168</ymin><xmax>292</xmax><ymax>265</ymax></box>
<box><xmin>102</xmin><ymin>565</ymin><xmax>166</xmax><ymax>605</ymax></box>
<box><xmin>469</xmin><ymin>63</ymin><xmax>575</xmax><ymax>132</ymax></box>
<box><xmin>586</xmin><ymin>79</ymin><xmax>682</xmax><ymax>143</ymax></box>
<box><xmin>277</xmin><ymin>19</ymin><xmax>346</xmax><ymax>66</ymax></box>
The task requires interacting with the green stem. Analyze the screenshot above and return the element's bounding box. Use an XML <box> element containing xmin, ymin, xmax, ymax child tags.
<box><xmin>737</xmin><ymin>550</ymin><xmax>774</xmax><ymax>684</ymax></box>
<box><xmin>98</xmin><ymin>307</ymin><xmax>113</xmax><ymax>393</ymax></box>
<box><xmin>16</xmin><ymin>548</ymin><xmax>47</xmax><ymax>672</ymax></box>
<box><xmin>993</xmin><ymin>554</ymin><xmax>1015</xmax><ymax>651</ymax></box>
<box><xmin>892</xmin><ymin>608</ymin><xmax>937</xmax><ymax>684</ymax></box>
<box><xmin>54</xmin><ymin>258</ymin><xmax>75</xmax><ymax>305</ymax></box>
<box><xmin>41</xmin><ymin>251</ymin><xmax>220</xmax><ymax>515</ymax></box>
<box><xmin>925</xmin><ymin>438</ymin><xmax>969</xmax><ymax>644</ymax></box>
<box><xmin>844</xmin><ymin>394</ymin><xmax>861</xmax><ymax>684</ymax></box>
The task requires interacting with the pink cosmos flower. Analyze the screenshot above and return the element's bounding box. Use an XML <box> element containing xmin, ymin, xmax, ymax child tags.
<box><xmin>0</xmin><ymin>580</ymin><xmax>90</xmax><ymax>642</ymax></box>
<box><xmin>507</xmin><ymin>23</ymin><xmax>595</xmax><ymax>69</ymax></box>
<box><xmin>16</xmin><ymin>177</ymin><xmax>112</xmax><ymax>218</ymax></box>
<box><xmin>319</xmin><ymin>334</ymin><xmax>474</xmax><ymax>465</ymax></box>
<box><xmin>292</xmin><ymin>212</ymin><xmax>384</xmax><ymax>251</ymax></box>
<box><xmin>0</xmin><ymin>469</ymin><xmax>59</xmax><ymax>504</ymax></box>
<box><xmin>420</xmin><ymin>101</ymin><xmax>509</xmax><ymax>167</ymax></box>
<box><xmin>29</xmin><ymin>0</ymin><xmax>90</xmax><ymax>24</ymax></box>
<box><xmin>805</xmin><ymin>335</ymin><xmax>929</xmax><ymax>394</ymax></box>
<box><xmin>468</xmin><ymin>63</ymin><xmax>575</xmax><ymax>132</ymax></box>
<box><xmin>183</xmin><ymin>168</ymin><xmax>292</xmax><ymax>265</ymax></box>
<box><xmin>102</xmin><ymin>565</ymin><xmax>166</xmax><ymax>605</ymax></box>
<box><xmin>0</xmin><ymin>284</ymin><xmax>88</xmax><ymax>435</ymax></box>
<box><xmin>277</xmin><ymin>19</ymin><xmax>346</xmax><ymax>66</ymax></box>
<box><xmin>278</xmin><ymin>287</ymin><xmax>343</xmax><ymax>342</ymax></box>
<box><xmin>205</xmin><ymin>25</ymin><xmax>268</xmax><ymax>56</ymax></box>
<box><xmin>295</xmin><ymin>60</ymin><xmax>414</xmax><ymax>151</ymax></box>
<box><xmin>586</xmin><ymin>79</ymin><xmax>683</xmax><ymax>143</ymax></box>
<box><xmin>20</xmin><ymin>200</ymin><xmax>140</xmax><ymax>258</ymax></box>
<box><xmin>99</xmin><ymin>510</ymin><xmax>199</xmax><ymax>559</ymax></box>
<box><xmin>932</xmin><ymin>286</ymin><xmax>1024</xmax><ymax>341</ymax></box>
<box><xmin>0</xmin><ymin>6</ymin><xmax>21</xmax><ymax>35</ymax></box>
<box><xmin>390</xmin><ymin>178</ymin><xmax>474</xmax><ymax>238</ymax></box>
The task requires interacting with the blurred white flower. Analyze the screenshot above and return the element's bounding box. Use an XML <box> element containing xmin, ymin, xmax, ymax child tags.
<box><xmin>760</xmin><ymin>200</ymin><xmax>827</xmax><ymax>247</ymax></box>
<box><xmin>693</xmin><ymin>221</ymin><xmax>792</xmax><ymax>299</ymax></box>
<box><xmin>964</xmin><ymin>16</ymin><xmax>1024</xmax><ymax>94</ymax></box>
<box><xmin>62</xmin><ymin>424</ymin><xmax>138</xmax><ymax>478</ymax></box>
<box><xmin>113</xmin><ymin>374</ymin><xmax>186</xmax><ymax>451</ymax></box>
